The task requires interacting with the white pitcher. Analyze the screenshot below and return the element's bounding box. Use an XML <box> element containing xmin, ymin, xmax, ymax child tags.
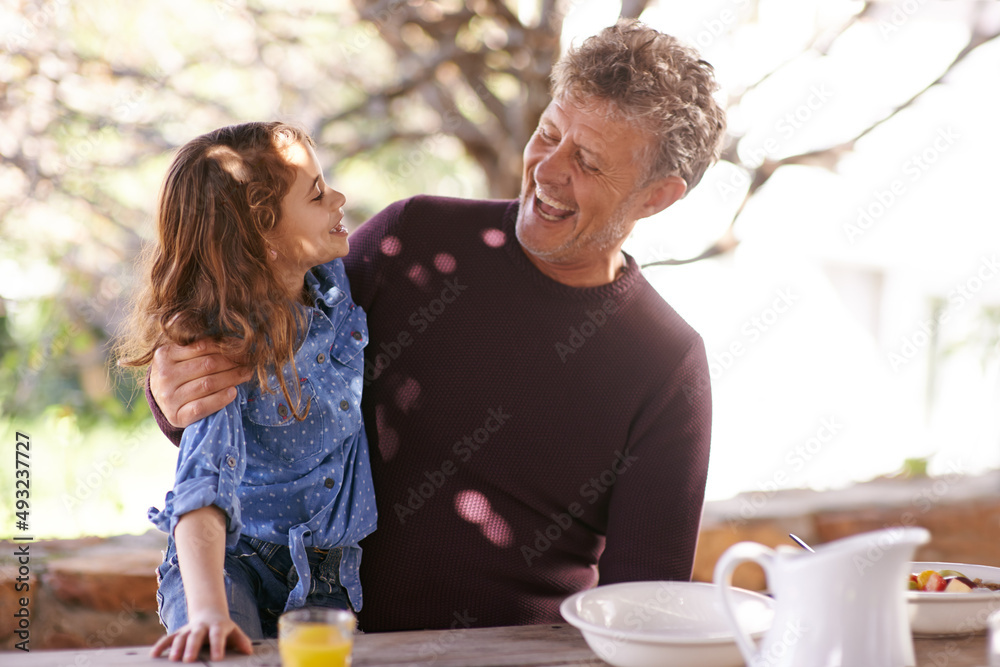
<box><xmin>714</xmin><ymin>526</ymin><xmax>930</xmax><ymax>667</ymax></box>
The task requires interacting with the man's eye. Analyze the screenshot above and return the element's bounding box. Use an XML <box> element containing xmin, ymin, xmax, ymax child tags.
<box><xmin>578</xmin><ymin>157</ymin><xmax>599</xmax><ymax>173</ymax></box>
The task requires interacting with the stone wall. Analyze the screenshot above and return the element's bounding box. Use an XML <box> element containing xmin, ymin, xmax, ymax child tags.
<box><xmin>0</xmin><ymin>532</ymin><xmax>166</xmax><ymax>653</ymax></box>
<box><xmin>2</xmin><ymin>471</ymin><xmax>998</xmax><ymax>651</ymax></box>
<box><xmin>693</xmin><ymin>470</ymin><xmax>1000</xmax><ymax>589</ymax></box>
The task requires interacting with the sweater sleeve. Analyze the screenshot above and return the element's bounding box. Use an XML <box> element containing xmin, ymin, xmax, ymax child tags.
<box><xmin>146</xmin><ymin>369</ymin><xmax>184</xmax><ymax>447</ymax></box>
<box><xmin>597</xmin><ymin>335</ymin><xmax>712</xmax><ymax>584</ymax></box>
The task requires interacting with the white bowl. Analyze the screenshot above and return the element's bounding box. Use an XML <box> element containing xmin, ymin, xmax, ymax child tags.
<box><xmin>560</xmin><ymin>581</ymin><xmax>774</xmax><ymax>667</ymax></box>
<box><xmin>908</xmin><ymin>561</ymin><xmax>1000</xmax><ymax>636</ymax></box>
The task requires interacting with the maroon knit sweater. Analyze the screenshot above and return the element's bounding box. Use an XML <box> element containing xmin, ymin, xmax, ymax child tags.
<box><xmin>149</xmin><ymin>195</ymin><xmax>712</xmax><ymax>632</ymax></box>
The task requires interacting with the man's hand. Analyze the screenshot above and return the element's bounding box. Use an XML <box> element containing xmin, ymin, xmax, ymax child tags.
<box><xmin>151</xmin><ymin>341</ymin><xmax>251</xmax><ymax>429</ymax></box>
<box><xmin>150</xmin><ymin>610</ymin><xmax>253</xmax><ymax>663</ymax></box>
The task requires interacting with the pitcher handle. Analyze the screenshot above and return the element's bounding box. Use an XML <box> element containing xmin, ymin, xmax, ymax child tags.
<box><xmin>713</xmin><ymin>542</ymin><xmax>775</xmax><ymax>666</ymax></box>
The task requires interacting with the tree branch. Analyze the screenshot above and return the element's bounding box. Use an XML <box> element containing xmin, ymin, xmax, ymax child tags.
<box><xmin>643</xmin><ymin>18</ymin><xmax>1000</xmax><ymax>269</ymax></box>
<box><xmin>619</xmin><ymin>0</ymin><xmax>651</xmax><ymax>20</ymax></box>
<box><xmin>726</xmin><ymin>1</ymin><xmax>873</xmax><ymax>109</ymax></box>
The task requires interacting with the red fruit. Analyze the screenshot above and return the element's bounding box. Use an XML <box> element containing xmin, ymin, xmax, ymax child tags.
<box><xmin>923</xmin><ymin>572</ymin><xmax>946</xmax><ymax>592</ymax></box>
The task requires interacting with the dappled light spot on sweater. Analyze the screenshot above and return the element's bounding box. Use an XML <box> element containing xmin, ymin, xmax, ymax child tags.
<box><xmin>375</xmin><ymin>403</ymin><xmax>399</xmax><ymax>461</ymax></box>
<box><xmin>455</xmin><ymin>489</ymin><xmax>514</xmax><ymax>548</ymax></box>
<box><xmin>394</xmin><ymin>376</ymin><xmax>421</xmax><ymax>414</ymax></box>
<box><xmin>433</xmin><ymin>252</ymin><xmax>457</xmax><ymax>274</ymax></box>
<box><xmin>380</xmin><ymin>235</ymin><xmax>402</xmax><ymax>256</ymax></box>
<box><xmin>480</xmin><ymin>228</ymin><xmax>506</xmax><ymax>248</ymax></box>
<box><xmin>407</xmin><ymin>262</ymin><xmax>430</xmax><ymax>288</ymax></box>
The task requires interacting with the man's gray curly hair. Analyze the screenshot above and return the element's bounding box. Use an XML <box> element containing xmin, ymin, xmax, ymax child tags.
<box><xmin>552</xmin><ymin>19</ymin><xmax>727</xmax><ymax>192</ymax></box>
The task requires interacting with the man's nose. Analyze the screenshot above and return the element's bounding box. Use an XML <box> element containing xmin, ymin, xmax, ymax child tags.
<box><xmin>534</xmin><ymin>145</ymin><xmax>571</xmax><ymax>187</ymax></box>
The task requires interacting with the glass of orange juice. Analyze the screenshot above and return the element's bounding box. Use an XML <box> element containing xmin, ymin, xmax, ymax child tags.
<box><xmin>278</xmin><ymin>607</ymin><xmax>356</xmax><ymax>667</ymax></box>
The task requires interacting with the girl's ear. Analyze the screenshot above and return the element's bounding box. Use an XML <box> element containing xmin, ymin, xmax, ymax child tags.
<box><xmin>264</xmin><ymin>231</ymin><xmax>279</xmax><ymax>260</ymax></box>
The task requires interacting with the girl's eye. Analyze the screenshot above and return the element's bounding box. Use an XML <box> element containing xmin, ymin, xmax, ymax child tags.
<box><xmin>312</xmin><ymin>188</ymin><xmax>325</xmax><ymax>202</ymax></box>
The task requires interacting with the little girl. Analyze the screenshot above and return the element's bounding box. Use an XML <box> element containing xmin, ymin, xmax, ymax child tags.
<box><xmin>118</xmin><ymin>122</ymin><xmax>376</xmax><ymax>662</ymax></box>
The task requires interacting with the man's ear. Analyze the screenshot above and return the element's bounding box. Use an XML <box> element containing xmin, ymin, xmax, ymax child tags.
<box><xmin>637</xmin><ymin>175</ymin><xmax>687</xmax><ymax>219</ymax></box>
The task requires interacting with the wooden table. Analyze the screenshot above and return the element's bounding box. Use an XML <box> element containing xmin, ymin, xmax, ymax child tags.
<box><xmin>15</xmin><ymin>623</ymin><xmax>992</xmax><ymax>666</ymax></box>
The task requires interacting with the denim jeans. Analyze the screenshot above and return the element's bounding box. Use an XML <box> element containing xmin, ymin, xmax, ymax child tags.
<box><xmin>156</xmin><ymin>533</ymin><xmax>351</xmax><ymax>638</ymax></box>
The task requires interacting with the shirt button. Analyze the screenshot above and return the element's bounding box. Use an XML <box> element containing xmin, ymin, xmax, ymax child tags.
<box><xmin>351</xmin><ymin>331</ymin><xmax>363</xmax><ymax>341</ymax></box>
<box><xmin>340</xmin><ymin>400</ymin><xmax>350</xmax><ymax>411</ymax></box>
<box><xmin>278</xmin><ymin>404</ymin><xmax>289</xmax><ymax>418</ymax></box>
<box><xmin>226</xmin><ymin>456</ymin><xmax>237</xmax><ymax>468</ymax></box>
<box><xmin>324</xmin><ymin>478</ymin><xmax>335</xmax><ymax>489</ymax></box>
<box><xmin>316</xmin><ymin>352</ymin><xmax>326</xmax><ymax>364</ymax></box>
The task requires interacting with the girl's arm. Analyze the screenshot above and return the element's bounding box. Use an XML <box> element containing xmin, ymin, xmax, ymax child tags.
<box><xmin>150</xmin><ymin>506</ymin><xmax>253</xmax><ymax>662</ymax></box>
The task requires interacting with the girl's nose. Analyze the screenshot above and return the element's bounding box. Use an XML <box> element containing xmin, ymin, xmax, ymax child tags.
<box><xmin>330</xmin><ymin>188</ymin><xmax>347</xmax><ymax>209</ymax></box>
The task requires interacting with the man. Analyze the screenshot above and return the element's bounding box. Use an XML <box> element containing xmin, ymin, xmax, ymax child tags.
<box><xmin>147</xmin><ymin>19</ymin><xmax>725</xmax><ymax>632</ymax></box>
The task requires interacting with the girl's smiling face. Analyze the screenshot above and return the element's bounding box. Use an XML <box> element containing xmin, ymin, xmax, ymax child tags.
<box><xmin>271</xmin><ymin>141</ymin><xmax>348</xmax><ymax>295</ymax></box>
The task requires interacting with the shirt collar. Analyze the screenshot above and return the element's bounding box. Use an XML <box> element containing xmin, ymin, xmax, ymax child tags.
<box><xmin>304</xmin><ymin>266</ymin><xmax>347</xmax><ymax>309</ymax></box>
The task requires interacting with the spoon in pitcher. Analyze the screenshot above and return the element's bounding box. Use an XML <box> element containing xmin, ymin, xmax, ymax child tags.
<box><xmin>789</xmin><ymin>533</ymin><xmax>816</xmax><ymax>553</ymax></box>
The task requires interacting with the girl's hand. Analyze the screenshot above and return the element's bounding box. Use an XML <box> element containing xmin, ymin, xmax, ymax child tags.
<box><xmin>150</xmin><ymin>609</ymin><xmax>253</xmax><ymax>663</ymax></box>
<box><xmin>159</xmin><ymin>508</ymin><xmax>243</xmax><ymax>661</ymax></box>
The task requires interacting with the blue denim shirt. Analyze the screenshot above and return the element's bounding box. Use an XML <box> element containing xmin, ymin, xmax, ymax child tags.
<box><xmin>149</xmin><ymin>259</ymin><xmax>377</xmax><ymax>612</ymax></box>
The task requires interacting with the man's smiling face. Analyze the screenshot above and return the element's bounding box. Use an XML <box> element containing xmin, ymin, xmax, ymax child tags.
<box><xmin>515</xmin><ymin>97</ymin><xmax>678</xmax><ymax>282</ymax></box>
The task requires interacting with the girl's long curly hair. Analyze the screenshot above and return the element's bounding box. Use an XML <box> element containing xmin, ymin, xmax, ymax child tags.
<box><xmin>117</xmin><ymin>121</ymin><xmax>315</xmax><ymax>419</ymax></box>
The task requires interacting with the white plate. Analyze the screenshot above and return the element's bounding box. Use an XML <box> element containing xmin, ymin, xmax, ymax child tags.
<box><xmin>560</xmin><ymin>581</ymin><xmax>774</xmax><ymax>667</ymax></box>
<box><xmin>908</xmin><ymin>561</ymin><xmax>1000</xmax><ymax>636</ymax></box>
